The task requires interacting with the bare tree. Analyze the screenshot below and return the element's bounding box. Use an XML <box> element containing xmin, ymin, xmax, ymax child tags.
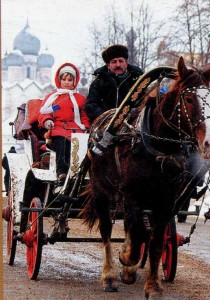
<box><xmin>163</xmin><ymin>0</ymin><xmax>210</xmax><ymax>66</ymax></box>
<box><xmin>104</xmin><ymin>5</ymin><xmax>126</xmax><ymax>45</ymax></box>
<box><xmin>132</xmin><ymin>1</ymin><xmax>164</xmax><ymax>70</ymax></box>
<box><xmin>80</xmin><ymin>0</ymin><xmax>165</xmax><ymax>77</ymax></box>
<box><xmin>194</xmin><ymin>0</ymin><xmax>210</xmax><ymax>65</ymax></box>
<box><xmin>80</xmin><ymin>3</ymin><xmax>126</xmax><ymax>77</ymax></box>
<box><xmin>80</xmin><ymin>0</ymin><xmax>209</xmax><ymax>85</ymax></box>
<box><xmin>125</xmin><ymin>12</ymin><xmax>138</xmax><ymax>66</ymax></box>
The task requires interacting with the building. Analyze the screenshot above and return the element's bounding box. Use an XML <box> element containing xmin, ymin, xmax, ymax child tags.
<box><xmin>157</xmin><ymin>39</ymin><xmax>210</xmax><ymax>67</ymax></box>
<box><xmin>2</xmin><ymin>20</ymin><xmax>55</xmax><ymax>153</ymax></box>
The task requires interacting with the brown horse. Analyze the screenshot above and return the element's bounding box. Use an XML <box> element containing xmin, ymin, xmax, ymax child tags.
<box><xmin>81</xmin><ymin>57</ymin><xmax>210</xmax><ymax>299</ymax></box>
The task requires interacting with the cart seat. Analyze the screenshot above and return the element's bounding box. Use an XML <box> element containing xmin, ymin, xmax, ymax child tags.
<box><xmin>14</xmin><ymin>99</ymin><xmax>47</xmax><ymax>141</ymax></box>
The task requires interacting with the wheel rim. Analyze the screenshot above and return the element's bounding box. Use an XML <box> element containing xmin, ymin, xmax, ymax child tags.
<box><xmin>162</xmin><ymin>218</ymin><xmax>177</xmax><ymax>282</ymax></box>
<box><xmin>26</xmin><ymin>198</ymin><xmax>43</xmax><ymax>280</ymax></box>
<box><xmin>6</xmin><ymin>189</ymin><xmax>17</xmax><ymax>265</ymax></box>
<box><xmin>162</xmin><ymin>230</ymin><xmax>173</xmax><ymax>279</ymax></box>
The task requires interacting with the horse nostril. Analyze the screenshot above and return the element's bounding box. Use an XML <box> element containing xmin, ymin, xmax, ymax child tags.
<box><xmin>204</xmin><ymin>140</ymin><xmax>210</xmax><ymax>149</ymax></box>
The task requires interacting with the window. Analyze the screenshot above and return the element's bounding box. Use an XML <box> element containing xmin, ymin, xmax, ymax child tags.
<box><xmin>27</xmin><ymin>67</ymin><xmax>30</xmax><ymax>78</ymax></box>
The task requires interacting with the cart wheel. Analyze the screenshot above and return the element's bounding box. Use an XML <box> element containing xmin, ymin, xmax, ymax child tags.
<box><xmin>162</xmin><ymin>217</ymin><xmax>177</xmax><ymax>282</ymax></box>
<box><xmin>7</xmin><ymin>187</ymin><xmax>17</xmax><ymax>265</ymax></box>
<box><xmin>139</xmin><ymin>242</ymin><xmax>149</xmax><ymax>269</ymax></box>
<box><xmin>26</xmin><ymin>197</ymin><xmax>43</xmax><ymax>280</ymax></box>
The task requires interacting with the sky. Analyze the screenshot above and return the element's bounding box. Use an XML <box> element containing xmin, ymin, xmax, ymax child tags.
<box><xmin>1</xmin><ymin>0</ymin><xmax>181</xmax><ymax>75</ymax></box>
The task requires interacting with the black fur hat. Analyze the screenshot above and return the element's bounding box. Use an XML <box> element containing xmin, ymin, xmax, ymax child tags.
<box><xmin>102</xmin><ymin>45</ymin><xmax>128</xmax><ymax>63</ymax></box>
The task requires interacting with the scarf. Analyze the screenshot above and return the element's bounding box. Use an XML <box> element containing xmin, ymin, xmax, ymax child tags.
<box><xmin>40</xmin><ymin>89</ymin><xmax>85</xmax><ymax>130</ymax></box>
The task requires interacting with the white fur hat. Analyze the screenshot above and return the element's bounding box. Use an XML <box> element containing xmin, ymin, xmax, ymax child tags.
<box><xmin>59</xmin><ymin>65</ymin><xmax>76</xmax><ymax>79</ymax></box>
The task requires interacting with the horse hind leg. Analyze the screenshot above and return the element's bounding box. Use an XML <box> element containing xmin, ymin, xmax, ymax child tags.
<box><xmin>120</xmin><ymin>265</ymin><xmax>139</xmax><ymax>285</ymax></box>
<box><xmin>119</xmin><ymin>210</ymin><xmax>149</xmax><ymax>284</ymax></box>
<box><xmin>120</xmin><ymin>241</ymin><xmax>149</xmax><ymax>285</ymax></box>
<box><xmin>119</xmin><ymin>232</ymin><xmax>143</xmax><ymax>285</ymax></box>
<box><xmin>144</xmin><ymin>223</ymin><xmax>166</xmax><ymax>300</ymax></box>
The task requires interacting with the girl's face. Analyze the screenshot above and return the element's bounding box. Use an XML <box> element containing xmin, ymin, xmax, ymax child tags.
<box><xmin>60</xmin><ymin>73</ymin><xmax>75</xmax><ymax>89</ymax></box>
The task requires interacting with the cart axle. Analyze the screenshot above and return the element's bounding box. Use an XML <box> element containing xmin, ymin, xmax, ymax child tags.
<box><xmin>47</xmin><ymin>236</ymin><xmax>124</xmax><ymax>244</ymax></box>
<box><xmin>13</xmin><ymin>231</ymin><xmax>124</xmax><ymax>245</ymax></box>
<box><xmin>178</xmin><ymin>205</ymin><xmax>200</xmax><ymax>216</ymax></box>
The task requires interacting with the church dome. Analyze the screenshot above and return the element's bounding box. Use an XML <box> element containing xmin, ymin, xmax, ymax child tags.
<box><xmin>37</xmin><ymin>48</ymin><xmax>54</xmax><ymax>68</ymax></box>
<box><xmin>13</xmin><ymin>20</ymin><xmax>41</xmax><ymax>55</ymax></box>
<box><xmin>6</xmin><ymin>50</ymin><xmax>23</xmax><ymax>66</ymax></box>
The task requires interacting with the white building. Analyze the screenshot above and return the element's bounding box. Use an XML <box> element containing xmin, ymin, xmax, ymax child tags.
<box><xmin>2</xmin><ymin>20</ymin><xmax>55</xmax><ymax>153</ymax></box>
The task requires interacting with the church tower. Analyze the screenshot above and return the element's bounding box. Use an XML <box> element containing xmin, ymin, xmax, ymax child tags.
<box><xmin>2</xmin><ymin>20</ymin><xmax>55</xmax><ymax>152</ymax></box>
<box><xmin>2</xmin><ymin>19</ymin><xmax>54</xmax><ymax>84</ymax></box>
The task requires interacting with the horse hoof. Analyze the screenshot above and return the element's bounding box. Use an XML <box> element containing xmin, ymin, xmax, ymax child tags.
<box><xmin>103</xmin><ymin>279</ymin><xmax>118</xmax><ymax>292</ymax></box>
<box><xmin>103</xmin><ymin>286</ymin><xmax>118</xmax><ymax>292</ymax></box>
<box><xmin>147</xmin><ymin>297</ymin><xmax>164</xmax><ymax>300</ymax></box>
<box><xmin>145</xmin><ymin>292</ymin><xmax>165</xmax><ymax>300</ymax></box>
<box><xmin>120</xmin><ymin>270</ymin><xmax>137</xmax><ymax>285</ymax></box>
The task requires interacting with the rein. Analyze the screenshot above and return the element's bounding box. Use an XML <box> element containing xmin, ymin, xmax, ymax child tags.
<box><xmin>129</xmin><ymin>100</ymin><xmax>197</xmax><ymax>158</ymax></box>
<box><xmin>159</xmin><ymin>85</ymin><xmax>210</xmax><ymax>140</ymax></box>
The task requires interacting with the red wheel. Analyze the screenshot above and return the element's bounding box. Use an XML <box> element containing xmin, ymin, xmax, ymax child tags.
<box><xmin>162</xmin><ymin>217</ymin><xmax>177</xmax><ymax>282</ymax></box>
<box><xmin>139</xmin><ymin>242</ymin><xmax>148</xmax><ymax>268</ymax></box>
<box><xmin>26</xmin><ymin>197</ymin><xmax>43</xmax><ymax>280</ymax></box>
<box><xmin>6</xmin><ymin>186</ymin><xmax>17</xmax><ymax>265</ymax></box>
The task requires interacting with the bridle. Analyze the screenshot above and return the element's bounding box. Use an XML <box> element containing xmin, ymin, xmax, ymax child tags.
<box><xmin>163</xmin><ymin>85</ymin><xmax>210</xmax><ymax>141</ymax></box>
<box><xmin>180</xmin><ymin>86</ymin><xmax>210</xmax><ymax>128</ymax></box>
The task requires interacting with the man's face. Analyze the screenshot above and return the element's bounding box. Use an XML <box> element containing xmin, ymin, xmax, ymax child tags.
<box><xmin>107</xmin><ymin>57</ymin><xmax>128</xmax><ymax>75</ymax></box>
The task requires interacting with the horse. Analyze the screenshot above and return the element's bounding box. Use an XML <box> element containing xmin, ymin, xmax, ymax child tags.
<box><xmin>80</xmin><ymin>57</ymin><xmax>210</xmax><ymax>299</ymax></box>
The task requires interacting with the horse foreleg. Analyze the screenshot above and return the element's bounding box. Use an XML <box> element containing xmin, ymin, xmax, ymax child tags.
<box><xmin>144</xmin><ymin>223</ymin><xmax>166</xmax><ymax>300</ymax></box>
<box><xmin>101</xmin><ymin>240</ymin><xmax>118</xmax><ymax>292</ymax></box>
<box><xmin>97</xmin><ymin>200</ymin><xmax>118</xmax><ymax>292</ymax></box>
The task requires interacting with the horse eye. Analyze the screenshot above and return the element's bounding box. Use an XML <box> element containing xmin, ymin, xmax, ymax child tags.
<box><xmin>185</xmin><ymin>96</ymin><xmax>193</xmax><ymax>104</ymax></box>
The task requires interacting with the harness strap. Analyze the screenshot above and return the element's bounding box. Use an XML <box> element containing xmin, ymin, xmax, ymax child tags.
<box><xmin>87</xmin><ymin>149</ymin><xmax>94</xmax><ymax>162</ymax></box>
<box><xmin>114</xmin><ymin>146</ymin><xmax>121</xmax><ymax>176</ymax></box>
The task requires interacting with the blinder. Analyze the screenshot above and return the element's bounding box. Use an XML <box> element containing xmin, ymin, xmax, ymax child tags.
<box><xmin>180</xmin><ymin>85</ymin><xmax>210</xmax><ymax>128</ymax></box>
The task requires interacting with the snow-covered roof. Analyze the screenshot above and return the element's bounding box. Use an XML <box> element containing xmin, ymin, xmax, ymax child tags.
<box><xmin>2</xmin><ymin>78</ymin><xmax>53</xmax><ymax>90</ymax></box>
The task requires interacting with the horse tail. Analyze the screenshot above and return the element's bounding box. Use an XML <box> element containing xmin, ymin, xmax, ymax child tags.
<box><xmin>79</xmin><ymin>185</ymin><xmax>98</xmax><ymax>231</ymax></box>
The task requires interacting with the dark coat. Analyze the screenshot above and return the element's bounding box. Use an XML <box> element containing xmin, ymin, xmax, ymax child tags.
<box><xmin>84</xmin><ymin>64</ymin><xmax>143</xmax><ymax>123</ymax></box>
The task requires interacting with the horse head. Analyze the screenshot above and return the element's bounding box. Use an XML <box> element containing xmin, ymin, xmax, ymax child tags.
<box><xmin>160</xmin><ymin>57</ymin><xmax>210</xmax><ymax>158</ymax></box>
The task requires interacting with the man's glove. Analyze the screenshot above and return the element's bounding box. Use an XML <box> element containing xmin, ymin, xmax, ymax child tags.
<box><xmin>44</xmin><ymin>120</ymin><xmax>54</xmax><ymax>129</ymax></box>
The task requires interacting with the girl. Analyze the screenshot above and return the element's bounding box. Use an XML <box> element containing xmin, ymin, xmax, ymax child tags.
<box><xmin>38</xmin><ymin>62</ymin><xmax>89</xmax><ymax>182</ymax></box>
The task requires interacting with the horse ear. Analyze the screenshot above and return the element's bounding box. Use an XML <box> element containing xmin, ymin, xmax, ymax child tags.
<box><xmin>177</xmin><ymin>56</ymin><xmax>188</xmax><ymax>80</ymax></box>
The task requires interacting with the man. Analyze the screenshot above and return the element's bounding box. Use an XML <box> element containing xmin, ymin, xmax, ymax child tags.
<box><xmin>84</xmin><ymin>44</ymin><xmax>143</xmax><ymax>123</ymax></box>
<box><xmin>2</xmin><ymin>146</ymin><xmax>16</xmax><ymax>195</ymax></box>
